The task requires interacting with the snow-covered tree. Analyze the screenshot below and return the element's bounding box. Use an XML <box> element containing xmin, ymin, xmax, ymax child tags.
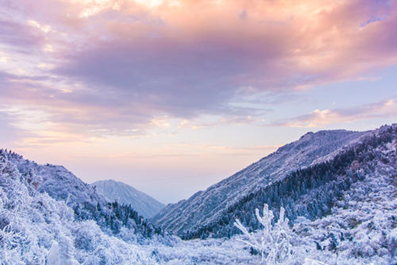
<box><xmin>234</xmin><ymin>204</ymin><xmax>294</xmax><ymax>264</ymax></box>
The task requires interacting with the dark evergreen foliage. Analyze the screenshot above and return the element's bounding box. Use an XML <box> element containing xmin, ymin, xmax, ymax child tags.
<box><xmin>73</xmin><ymin>200</ymin><xmax>163</xmax><ymax>238</ymax></box>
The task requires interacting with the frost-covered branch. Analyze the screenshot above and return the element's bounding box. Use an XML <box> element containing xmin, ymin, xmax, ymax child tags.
<box><xmin>234</xmin><ymin>204</ymin><xmax>294</xmax><ymax>264</ymax></box>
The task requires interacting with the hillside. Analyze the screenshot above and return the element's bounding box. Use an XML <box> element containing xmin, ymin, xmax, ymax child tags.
<box><xmin>92</xmin><ymin>180</ymin><xmax>165</xmax><ymax>218</ymax></box>
<box><xmin>3</xmin><ymin>151</ymin><xmax>161</xmax><ymax>240</ymax></box>
<box><xmin>7</xmin><ymin>153</ymin><xmax>106</xmax><ymax>207</ymax></box>
<box><xmin>183</xmin><ymin>125</ymin><xmax>397</xmax><ymax>239</ymax></box>
<box><xmin>0</xmin><ymin>149</ymin><xmax>159</xmax><ymax>264</ymax></box>
<box><xmin>152</xmin><ymin>128</ymin><xmax>369</xmax><ymax>236</ymax></box>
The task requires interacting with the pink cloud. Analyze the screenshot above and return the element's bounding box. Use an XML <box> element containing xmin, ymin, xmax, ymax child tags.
<box><xmin>273</xmin><ymin>99</ymin><xmax>397</xmax><ymax>128</ymax></box>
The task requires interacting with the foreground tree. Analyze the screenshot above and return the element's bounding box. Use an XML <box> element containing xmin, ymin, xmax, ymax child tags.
<box><xmin>234</xmin><ymin>204</ymin><xmax>294</xmax><ymax>264</ymax></box>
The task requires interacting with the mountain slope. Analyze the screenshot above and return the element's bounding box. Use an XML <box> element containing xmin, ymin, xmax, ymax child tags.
<box><xmin>3</xmin><ymin>151</ymin><xmax>161</xmax><ymax>239</ymax></box>
<box><xmin>0</xmin><ymin>150</ymin><xmax>157</xmax><ymax>264</ymax></box>
<box><xmin>92</xmin><ymin>180</ymin><xmax>164</xmax><ymax>218</ymax></box>
<box><xmin>6</xmin><ymin>153</ymin><xmax>106</xmax><ymax>207</ymax></box>
<box><xmin>291</xmin><ymin>134</ymin><xmax>397</xmax><ymax>264</ymax></box>
<box><xmin>183</xmin><ymin>125</ymin><xmax>397</xmax><ymax>239</ymax></box>
<box><xmin>152</xmin><ymin>128</ymin><xmax>373</xmax><ymax>236</ymax></box>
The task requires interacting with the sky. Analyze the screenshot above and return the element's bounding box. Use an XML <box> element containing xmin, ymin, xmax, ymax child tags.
<box><xmin>0</xmin><ymin>0</ymin><xmax>396</xmax><ymax>203</ymax></box>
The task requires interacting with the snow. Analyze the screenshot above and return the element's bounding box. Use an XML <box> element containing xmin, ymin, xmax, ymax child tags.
<box><xmin>291</xmin><ymin>135</ymin><xmax>397</xmax><ymax>264</ymax></box>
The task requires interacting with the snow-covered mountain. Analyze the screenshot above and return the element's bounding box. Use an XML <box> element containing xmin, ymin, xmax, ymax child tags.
<box><xmin>3</xmin><ymin>151</ymin><xmax>161</xmax><ymax>240</ymax></box>
<box><xmin>1</xmin><ymin>124</ymin><xmax>396</xmax><ymax>264</ymax></box>
<box><xmin>152</xmin><ymin>127</ymin><xmax>383</xmax><ymax>237</ymax></box>
<box><xmin>0</xmin><ymin>150</ymin><xmax>161</xmax><ymax>264</ymax></box>
<box><xmin>180</xmin><ymin>124</ymin><xmax>397</xmax><ymax>240</ymax></box>
<box><xmin>92</xmin><ymin>180</ymin><xmax>164</xmax><ymax>218</ymax></box>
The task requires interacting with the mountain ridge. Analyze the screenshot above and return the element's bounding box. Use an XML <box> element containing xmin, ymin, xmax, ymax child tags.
<box><xmin>152</xmin><ymin>127</ymin><xmax>380</xmax><ymax>236</ymax></box>
<box><xmin>3</xmin><ymin>151</ymin><xmax>162</xmax><ymax>239</ymax></box>
<box><xmin>6</xmin><ymin>153</ymin><xmax>106</xmax><ymax>207</ymax></box>
<box><xmin>184</xmin><ymin>124</ymin><xmax>397</xmax><ymax>238</ymax></box>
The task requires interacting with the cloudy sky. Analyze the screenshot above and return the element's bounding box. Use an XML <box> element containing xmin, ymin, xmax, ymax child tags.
<box><xmin>1</xmin><ymin>0</ymin><xmax>396</xmax><ymax>203</ymax></box>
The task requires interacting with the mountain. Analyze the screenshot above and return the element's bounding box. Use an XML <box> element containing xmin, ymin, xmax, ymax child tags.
<box><xmin>3</xmin><ymin>151</ymin><xmax>161</xmax><ymax>239</ymax></box>
<box><xmin>1</xmin><ymin>125</ymin><xmax>396</xmax><ymax>264</ymax></box>
<box><xmin>0</xmin><ymin>149</ymin><xmax>159</xmax><ymax>264</ymax></box>
<box><xmin>183</xmin><ymin>124</ymin><xmax>397</xmax><ymax>239</ymax></box>
<box><xmin>92</xmin><ymin>180</ymin><xmax>165</xmax><ymax>218</ymax></box>
<box><xmin>221</xmin><ymin>129</ymin><xmax>397</xmax><ymax>265</ymax></box>
<box><xmin>152</xmin><ymin>125</ymin><xmax>395</xmax><ymax>238</ymax></box>
<box><xmin>7</xmin><ymin>153</ymin><xmax>106</xmax><ymax>207</ymax></box>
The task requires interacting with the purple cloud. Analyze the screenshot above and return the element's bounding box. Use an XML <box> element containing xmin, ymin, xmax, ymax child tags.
<box><xmin>271</xmin><ymin>99</ymin><xmax>397</xmax><ymax>128</ymax></box>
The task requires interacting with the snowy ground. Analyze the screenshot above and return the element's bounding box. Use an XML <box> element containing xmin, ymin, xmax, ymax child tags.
<box><xmin>142</xmin><ymin>237</ymin><xmax>259</xmax><ymax>264</ymax></box>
